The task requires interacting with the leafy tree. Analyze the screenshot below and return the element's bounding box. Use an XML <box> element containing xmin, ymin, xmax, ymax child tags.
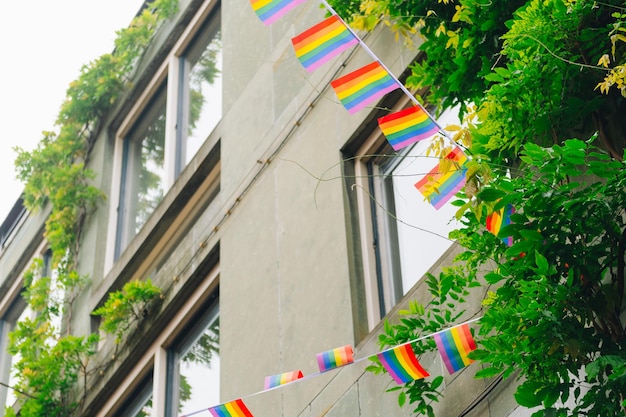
<box><xmin>366</xmin><ymin>139</ymin><xmax>626</xmax><ymax>417</ymax></box>
<box><xmin>330</xmin><ymin>0</ymin><xmax>626</xmax><ymax>160</ymax></box>
<box><xmin>327</xmin><ymin>0</ymin><xmax>626</xmax><ymax>415</ymax></box>
<box><xmin>466</xmin><ymin>139</ymin><xmax>626</xmax><ymax>416</ymax></box>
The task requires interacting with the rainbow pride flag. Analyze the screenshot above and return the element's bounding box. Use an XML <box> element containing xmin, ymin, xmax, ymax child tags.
<box><xmin>377</xmin><ymin>105</ymin><xmax>440</xmax><ymax>150</ymax></box>
<box><xmin>433</xmin><ymin>324</ymin><xmax>477</xmax><ymax>374</ymax></box>
<box><xmin>291</xmin><ymin>15</ymin><xmax>358</xmax><ymax>72</ymax></box>
<box><xmin>207</xmin><ymin>399</ymin><xmax>254</xmax><ymax>417</ymax></box>
<box><xmin>331</xmin><ymin>61</ymin><xmax>399</xmax><ymax>114</ymax></box>
<box><xmin>316</xmin><ymin>345</ymin><xmax>354</xmax><ymax>372</ymax></box>
<box><xmin>486</xmin><ymin>203</ymin><xmax>514</xmax><ymax>246</ymax></box>
<box><xmin>263</xmin><ymin>370</ymin><xmax>304</xmax><ymax>389</ymax></box>
<box><xmin>249</xmin><ymin>0</ymin><xmax>307</xmax><ymax>25</ymax></box>
<box><xmin>414</xmin><ymin>147</ymin><xmax>468</xmax><ymax>210</ymax></box>
<box><xmin>377</xmin><ymin>343</ymin><xmax>430</xmax><ymax>384</ymax></box>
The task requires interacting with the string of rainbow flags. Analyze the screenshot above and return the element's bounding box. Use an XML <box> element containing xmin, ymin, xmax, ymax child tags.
<box><xmin>182</xmin><ymin>318</ymin><xmax>481</xmax><ymax>417</ymax></box>
<box><xmin>253</xmin><ymin>0</ymin><xmax>521</xmax><ymax>234</ymax></box>
<box><xmin>180</xmin><ymin>0</ymin><xmax>519</xmax><ymax>415</ymax></box>
<box><xmin>268</xmin><ymin>0</ymin><xmax>470</xmax><ymax>210</ymax></box>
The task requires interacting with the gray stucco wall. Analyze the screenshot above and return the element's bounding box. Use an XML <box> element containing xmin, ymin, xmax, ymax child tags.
<box><xmin>214</xmin><ymin>2</ymin><xmax>531</xmax><ymax>417</ymax></box>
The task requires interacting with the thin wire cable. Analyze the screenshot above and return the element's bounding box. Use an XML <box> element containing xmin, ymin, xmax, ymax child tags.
<box><xmin>0</xmin><ymin>380</ymin><xmax>37</xmax><ymax>399</ymax></box>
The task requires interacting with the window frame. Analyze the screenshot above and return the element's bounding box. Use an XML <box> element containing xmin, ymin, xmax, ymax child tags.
<box><xmin>106</xmin><ymin>0</ymin><xmax>222</xmax><ymax>271</ymax></box>
<box><xmin>347</xmin><ymin>97</ymin><xmax>461</xmax><ymax>332</ymax></box>
<box><xmin>365</xmin><ymin>146</ymin><xmax>406</xmax><ymax>316</ymax></box>
<box><xmin>114</xmin><ymin>80</ymin><xmax>169</xmax><ymax>261</ymax></box>
<box><xmin>112</xmin><ymin>372</ymin><xmax>154</xmax><ymax>417</ymax></box>
<box><xmin>174</xmin><ymin>5</ymin><xmax>222</xmax><ymax>176</ymax></box>
<box><xmin>351</xmin><ymin>123</ymin><xmax>397</xmax><ymax>329</ymax></box>
<box><xmin>0</xmin><ymin>290</ymin><xmax>25</xmax><ymax>415</ymax></box>
<box><xmin>164</xmin><ymin>292</ymin><xmax>219</xmax><ymax>417</ymax></box>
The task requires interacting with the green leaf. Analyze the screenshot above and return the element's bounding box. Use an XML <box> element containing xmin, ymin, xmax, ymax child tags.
<box><xmin>542</xmin><ymin>387</ymin><xmax>559</xmax><ymax>408</ymax></box>
<box><xmin>477</xmin><ymin>188</ymin><xmax>507</xmax><ymax>202</ymax></box>
<box><xmin>522</xmin><ymin>143</ymin><xmax>549</xmax><ymax>166</ymax></box>
<box><xmin>494</xmin><ymin>67</ymin><xmax>511</xmax><ymax>79</ymax></box>
<box><xmin>517</xmin><ymin>229</ymin><xmax>543</xmax><ymax>243</ymax></box>
<box><xmin>484</xmin><ymin>272</ymin><xmax>504</xmax><ymax>284</ymax></box>
<box><xmin>514</xmin><ymin>382</ymin><xmax>543</xmax><ymax>408</ymax></box>
<box><xmin>534</xmin><ymin>250</ymin><xmax>549</xmax><ymax>275</ymax></box>
<box><xmin>431</xmin><ymin>375</ymin><xmax>444</xmax><ymax>390</ymax></box>
<box><xmin>398</xmin><ymin>390</ymin><xmax>407</xmax><ymax>407</ymax></box>
<box><xmin>586</xmin><ymin>356</ymin><xmax>626</xmax><ymax>380</ymax></box>
<box><xmin>475</xmin><ymin>367</ymin><xmax>502</xmax><ymax>379</ymax></box>
<box><xmin>484</xmin><ymin>73</ymin><xmax>504</xmax><ymax>83</ymax></box>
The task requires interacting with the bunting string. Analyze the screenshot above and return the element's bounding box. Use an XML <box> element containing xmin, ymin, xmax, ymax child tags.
<box><xmin>317</xmin><ymin>0</ymin><xmax>457</xmax><ymax>143</ymax></box>
<box><xmin>179</xmin><ymin>317</ymin><xmax>482</xmax><ymax>417</ymax></box>
<box><xmin>255</xmin><ymin>0</ymin><xmax>473</xmax><ymax>208</ymax></box>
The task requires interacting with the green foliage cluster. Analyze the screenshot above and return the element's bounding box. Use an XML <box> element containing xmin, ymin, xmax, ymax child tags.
<box><xmin>330</xmin><ymin>0</ymin><xmax>626</xmax><ymax>161</ymax></box>
<box><xmin>6</xmin><ymin>260</ymin><xmax>99</xmax><ymax>417</ymax></box>
<box><xmin>369</xmin><ymin>139</ymin><xmax>626</xmax><ymax>416</ymax></box>
<box><xmin>466</xmin><ymin>139</ymin><xmax>626</xmax><ymax>416</ymax></box>
<box><xmin>93</xmin><ymin>279</ymin><xmax>162</xmax><ymax>344</ymax></box>
<box><xmin>6</xmin><ymin>1</ymin><xmax>177</xmax><ymax>416</ymax></box>
<box><xmin>15</xmin><ymin>0</ymin><xmax>178</xmax><ymax>269</ymax></box>
<box><xmin>367</xmin><ymin>268</ymin><xmax>480</xmax><ymax>416</ymax></box>
<box><xmin>7</xmin><ymin>273</ymin><xmax>162</xmax><ymax>417</ymax></box>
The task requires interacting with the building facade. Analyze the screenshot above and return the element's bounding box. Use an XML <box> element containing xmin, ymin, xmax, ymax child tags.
<box><xmin>0</xmin><ymin>0</ymin><xmax>531</xmax><ymax>416</ymax></box>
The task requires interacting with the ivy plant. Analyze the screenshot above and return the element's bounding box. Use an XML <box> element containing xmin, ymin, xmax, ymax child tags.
<box><xmin>93</xmin><ymin>279</ymin><xmax>162</xmax><ymax>345</ymax></box>
<box><xmin>6</xmin><ymin>1</ymin><xmax>177</xmax><ymax>416</ymax></box>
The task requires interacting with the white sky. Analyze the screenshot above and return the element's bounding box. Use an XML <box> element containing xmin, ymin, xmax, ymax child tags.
<box><xmin>0</xmin><ymin>0</ymin><xmax>146</xmax><ymax>221</ymax></box>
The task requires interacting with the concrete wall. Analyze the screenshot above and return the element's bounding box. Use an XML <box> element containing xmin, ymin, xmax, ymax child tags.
<box><xmin>215</xmin><ymin>2</ymin><xmax>530</xmax><ymax>416</ymax></box>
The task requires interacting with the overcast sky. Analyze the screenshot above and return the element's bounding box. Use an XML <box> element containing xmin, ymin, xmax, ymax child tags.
<box><xmin>0</xmin><ymin>0</ymin><xmax>146</xmax><ymax>221</ymax></box>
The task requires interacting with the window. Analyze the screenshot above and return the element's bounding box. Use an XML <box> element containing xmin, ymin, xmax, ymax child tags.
<box><xmin>165</xmin><ymin>293</ymin><xmax>219</xmax><ymax>417</ymax></box>
<box><xmin>0</xmin><ymin>296</ymin><xmax>26</xmax><ymax>415</ymax></box>
<box><xmin>112</xmin><ymin>4</ymin><xmax>222</xmax><ymax>262</ymax></box>
<box><xmin>0</xmin><ymin>197</ymin><xmax>27</xmax><ymax>253</ymax></box>
<box><xmin>175</xmin><ymin>8</ymin><xmax>222</xmax><ymax>173</ymax></box>
<box><xmin>92</xmin><ymin>266</ymin><xmax>219</xmax><ymax>417</ymax></box>
<box><xmin>348</xmin><ymin>105</ymin><xmax>461</xmax><ymax>328</ymax></box>
<box><xmin>115</xmin><ymin>83</ymin><xmax>168</xmax><ymax>259</ymax></box>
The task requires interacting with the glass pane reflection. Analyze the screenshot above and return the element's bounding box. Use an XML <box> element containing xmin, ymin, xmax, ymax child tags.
<box><xmin>116</xmin><ymin>83</ymin><xmax>167</xmax><ymax>258</ymax></box>
<box><xmin>168</xmin><ymin>302</ymin><xmax>219</xmax><ymax>416</ymax></box>
<box><xmin>185</xmin><ymin>31</ymin><xmax>222</xmax><ymax>165</ymax></box>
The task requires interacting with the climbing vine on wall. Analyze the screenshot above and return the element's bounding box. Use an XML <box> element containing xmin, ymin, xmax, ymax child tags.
<box><xmin>93</xmin><ymin>279</ymin><xmax>162</xmax><ymax>345</ymax></box>
<box><xmin>6</xmin><ymin>1</ymin><xmax>177</xmax><ymax>416</ymax></box>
